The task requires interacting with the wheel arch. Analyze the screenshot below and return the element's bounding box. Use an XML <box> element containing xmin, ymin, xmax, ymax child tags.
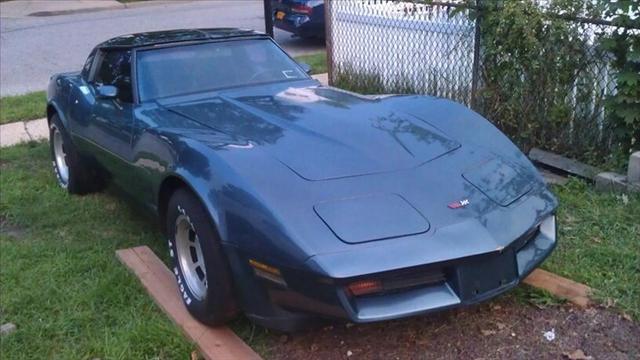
<box><xmin>47</xmin><ymin>101</ymin><xmax>68</xmax><ymax>129</ymax></box>
<box><xmin>157</xmin><ymin>174</ymin><xmax>219</xmax><ymax>237</ymax></box>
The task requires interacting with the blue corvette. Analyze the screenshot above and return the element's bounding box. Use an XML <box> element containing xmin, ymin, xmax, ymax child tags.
<box><xmin>47</xmin><ymin>28</ymin><xmax>557</xmax><ymax>331</ymax></box>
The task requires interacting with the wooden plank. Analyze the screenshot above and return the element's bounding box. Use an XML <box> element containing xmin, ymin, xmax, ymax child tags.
<box><xmin>116</xmin><ymin>246</ymin><xmax>261</xmax><ymax>360</ymax></box>
<box><xmin>529</xmin><ymin>148</ymin><xmax>600</xmax><ymax>180</ymax></box>
<box><xmin>523</xmin><ymin>269</ymin><xmax>592</xmax><ymax>308</ymax></box>
<box><xmin>537</xmin><ymin>167</ymin><xmax>569</xmax><ymax>185</ymax></box>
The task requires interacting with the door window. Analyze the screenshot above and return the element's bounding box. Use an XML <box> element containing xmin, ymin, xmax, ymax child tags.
<box><xmin>81</xmin><ymin>48</ymin><xmax>97</xmax><ymax>80</ymax></box>
<box><xmin>94</xmin><ymin>50</ymin><xmax>133</xmax><ymax>103</ymax></box>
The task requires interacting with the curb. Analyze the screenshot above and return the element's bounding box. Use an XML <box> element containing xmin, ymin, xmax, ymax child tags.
<box><xmin>29</xmin><ymin>6</ymin><xmax>123</xmax><ymax>17</ymax></box>
<box><xmin>312</xmin><ymin>72</ymin><xmax>329</xmax><ymax>85</ymax></box>
<box><xmin>27</xmin><ymin>6</ymin><xmax>124</xmax><ymax>17</ymax></box>
<box><xmin>27</xmin><ymin>0</ymin><xmax>191</xmax><ymax>17</ymax></box>
<box><xmin>0</xmin><ymin>118</ymin><xmax>47</xmax><ymax>147</ymax></box>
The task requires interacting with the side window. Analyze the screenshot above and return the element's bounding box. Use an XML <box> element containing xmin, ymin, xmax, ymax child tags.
<box><xmin>81</xmin><ymin>48</ymin><xmax>97</xmax><ymax>80</ymax></box>
<box><xmin>94</xmin><ymin>50</ymin><xmax>133</xmax><ymax>103</ymax></box>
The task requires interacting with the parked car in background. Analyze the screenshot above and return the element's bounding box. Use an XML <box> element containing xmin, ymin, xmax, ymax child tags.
<box><xmin>46</xmin><ymin>28</ymin><xmax>558</xmax><ymax>332</ymax></box>
<box><xmin>272</xmin><ymin>0</ymin><xmax>325</xmax><ymax>38</ymax></box>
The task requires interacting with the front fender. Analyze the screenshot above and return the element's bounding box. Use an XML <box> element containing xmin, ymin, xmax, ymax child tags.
<box><xmin>47</xmin><ymin>72</ymin><xmax>84</xmax><ymax>131</ymax></box>
<box><xmin>46</xmin><ymin>100</ymin><xmax>68</xmax><ymax>128</ymax></box>
<box><xmin>144</xmin><ymin>131</ymin><xmax>311</xmax><ymax>268</ymax></box>
<box><xmin>391</xmin><ymin>96</ymin><xmax>538</xmax><ymax>176</ymax></box>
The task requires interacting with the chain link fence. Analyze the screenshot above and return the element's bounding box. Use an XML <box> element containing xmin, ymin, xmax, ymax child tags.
<box><xmin>325</xmin><ymin>0</ymin><xmax>636</xmax><ymax>163</ymax></box>
<box><xmin>328</xmin><ymin>0</ymin><xmax>477</xmax><ymax>106</ymax></box>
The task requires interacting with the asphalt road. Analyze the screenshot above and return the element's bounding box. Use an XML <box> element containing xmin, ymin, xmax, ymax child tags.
<box><xmin>0</xmin><ymin>0</ymin><xmax>325</xmax><ymax>96</ymax></box>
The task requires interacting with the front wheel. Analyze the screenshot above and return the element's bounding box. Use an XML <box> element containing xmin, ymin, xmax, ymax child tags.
<box><xmin>49</xmin><ymin>114</ymin><xmax>98</xmax><ymax>194</ymax></box>
<box><xmin>166</xmin><ymin>188</ymin><xmax>238</xmax><ymax>325</ymax></box>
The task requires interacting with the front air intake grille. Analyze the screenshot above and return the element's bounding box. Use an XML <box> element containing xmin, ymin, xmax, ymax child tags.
<box><xmin>513</xmin><ymin>226</ymin><xmax>540</xmax><ymax>252</ymax></box>
<box><xmin>354</xmin><ymin>267</ymin><xmax>446</xmax><ymax>297</ymax></box>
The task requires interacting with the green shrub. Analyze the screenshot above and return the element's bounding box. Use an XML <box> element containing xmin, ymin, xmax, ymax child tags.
<box><xmin>600</xmin><ymin>0</ymin><xmax>640</xmax><ymax>164</ymax></box>
<box><xmin>475</xmin><ymin>0</ymin><xmax>615</xmax><ymax>164</ymax></box>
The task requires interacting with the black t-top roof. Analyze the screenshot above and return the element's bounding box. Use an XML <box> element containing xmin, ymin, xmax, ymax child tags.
<box><xmin>97</xmin><ymin>28</ymin><xmax>266</xmax><ymax>49</ymax></box>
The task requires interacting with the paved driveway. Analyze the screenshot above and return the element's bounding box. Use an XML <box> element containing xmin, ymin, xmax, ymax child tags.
<box><xmin>0</xmin><ymin>0</ymin><xmax>325</xmax><ymax>96</ymax></box>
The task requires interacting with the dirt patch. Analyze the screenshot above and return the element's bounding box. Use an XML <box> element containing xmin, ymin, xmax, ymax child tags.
<box><xmin>0</xmin><ymin>158</ymin><xmax>9</xmax><ymax>171</ymax></box>
<box><xmin>0</xmin><ymin>215</ymin><xmax>26</xmax><ymax>239</ymax></box>
<box><xmin>266</xmin><ymin>295</ymin><xmax>639</xmax><ymax>359</ymax></box>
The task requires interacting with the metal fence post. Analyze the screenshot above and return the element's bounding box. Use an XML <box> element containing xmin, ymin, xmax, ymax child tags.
<box><xmin>470</xmin><ymin>0</ymin><xmax>482</xmax><ymax>110</ymax></box>
<box><xmin>264</xmin><ymin>0</ymin><xmax>274</xmax><ymax>38</ymax></box>
<box><xmin>324</xmin><ymin>0</ymin><xmax>334</xmax><ymax>85</ymax></box>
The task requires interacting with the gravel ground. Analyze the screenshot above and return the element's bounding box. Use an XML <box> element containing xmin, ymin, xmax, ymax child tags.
<box><xmin>266</xmin><ymin>294</ymin><xmax>639</xmax><ymax>360</ymax></box>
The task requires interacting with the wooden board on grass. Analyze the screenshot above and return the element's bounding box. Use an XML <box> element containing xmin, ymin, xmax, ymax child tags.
<box><xmin>524</xmin><ymin>269</ymin><xmax>592</xmax><ymax>308</ymax></box>
<box><xmin>529</xmin><ymin>148</ymin><xmax>600</xmax><ymax>180</ymax></box>
<box><xmin>116</xmin><ymin>246</ymin><xmax>261</xmax><ymax>360</ymax></box>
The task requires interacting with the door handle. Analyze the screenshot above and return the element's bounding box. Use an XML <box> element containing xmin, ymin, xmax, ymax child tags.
<box><xmin>113</xmin><ymin>99</ymin><xmax>123</xmax><ymax>111</ymax></box>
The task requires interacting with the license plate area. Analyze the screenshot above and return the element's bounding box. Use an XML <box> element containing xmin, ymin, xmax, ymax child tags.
<box><xmin>453</xmin><ymin>249</ymin><xmax>517</xmax><ymax>301</ymax></box>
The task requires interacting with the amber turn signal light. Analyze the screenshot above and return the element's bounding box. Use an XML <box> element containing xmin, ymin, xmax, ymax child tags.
<box><xmin>249</xmin><ymin>259</ymin><xmax>286</xmax><ymax>286</ymax></box>
<box><xmin>347</xmin><ymin>279</ymin><xmax>383</xmax><ymax>296</ymax></box>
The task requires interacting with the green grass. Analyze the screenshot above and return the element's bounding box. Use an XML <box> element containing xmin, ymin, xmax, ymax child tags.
<box><xmin>0</xmin><ymin>54</ymin><xmax>326</xmax><ymax>126</ymax></box>
<box><xmin>0</xmin><ymin>142</ymin><xmax>271</xmax><ymax>359</ymax></box>
<box><xmin>0</xmin><ymin>91</ymin><xmax>46</xmax><ymax>125</ymax></box>
<box><xmin>294</xmin><ymin>52</ymin><xmax>327</xmax><ymax>75</ymax></box>
<box><xmin>543</xmin><ymin>179</ymin><xmax>640</xmax><ymax>319</ymax></box>
<box><xmin>1</xmin><ymin>144</ymin><xmax>637</xmax><ymax>356</ymax></box>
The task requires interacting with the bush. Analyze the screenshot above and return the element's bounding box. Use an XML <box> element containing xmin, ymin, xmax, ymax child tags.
<box><xmin>475</xmin><ymin>0</ymin><xmax>617</xmax><ymax>165</ymax></box>
<box><xmin>600</xmin><ymin>0</ymin><xmax>640</xmax><ymax>165</ymax></box>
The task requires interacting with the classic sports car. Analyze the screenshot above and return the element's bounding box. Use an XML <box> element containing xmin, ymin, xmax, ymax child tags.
<box><xmin>47</xmin><ymin>28</ymin><xmax>557</xmax><ymax>331</ymax></box>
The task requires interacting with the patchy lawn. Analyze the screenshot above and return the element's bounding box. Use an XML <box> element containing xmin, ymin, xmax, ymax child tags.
<box><xmin>1</xmin><ymin>142</ymin><xmax>637</xmax><ymax>359</ymax></box>
<box><xmin>0</xmin><ymin>143</ymin><xmax>271</xmax><ymax>359</ymax></box>
<box><xmin>545</xmin><ymin>180</ymin><xmax>640</xmax><ymax>320</ymax></box>
<box><xmin>0</xmin><ymin>91</ymin><xmax>46</xmax><ymax>125</ymax></box>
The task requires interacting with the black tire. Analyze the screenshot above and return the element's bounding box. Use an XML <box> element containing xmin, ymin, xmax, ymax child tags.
<box><xmin>166</xmin><ymin>188</ymin><xmax>238</xmax><ymax>325</ymax></box>
<box><xmin>49</xmin><ymin>114</ymin><xmax>97</xmax><ymax>194</ymax></box>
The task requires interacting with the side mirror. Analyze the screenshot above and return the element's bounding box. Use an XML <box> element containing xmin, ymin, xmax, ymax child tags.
<box><xmin>96</xmin><ymin>85</ymin><xmax>118</xmax><ymax>99</ymax></box>
<box><xmin>298</xmin><ymin>62</ymin><xmax>312</xmax><ymax>75</ymax></box>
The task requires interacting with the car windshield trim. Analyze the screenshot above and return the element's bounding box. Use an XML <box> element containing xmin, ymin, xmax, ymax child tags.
<box><xmin>134</xmin><ymin>38</ymin><xmax>311</xmax><ymax>103</ymax></box>
<box><xmin>150</xmin><ymin>78</ymin><xmax>316</xmax><ymax>104</ymax></box>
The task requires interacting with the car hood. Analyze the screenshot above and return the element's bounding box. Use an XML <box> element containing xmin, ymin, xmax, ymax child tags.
<box><xmin>162</xmin><ymin>86</ymin><xmax>461</xmax><ymax>180</ymax></box>
<box><xmin>152</xmin><ymin>83</ymin><xmax>553</xmax><ymax>266</ymax></box>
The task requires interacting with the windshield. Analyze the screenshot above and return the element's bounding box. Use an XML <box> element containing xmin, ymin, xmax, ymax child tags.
<box><xmin>136</xmin><ymin>39</ymin><xmax>308</xmax><ymax>101</ymax></box>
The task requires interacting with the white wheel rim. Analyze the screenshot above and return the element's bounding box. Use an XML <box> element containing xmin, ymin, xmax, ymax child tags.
<box><xmin>175</xmin><ymin>214</ymin><xmax>208</xmax><ymax>300</ymax></box>
<box><xmin>52</xmin><ymin>128</ymin><xmax>69</xmax><ymax>185</ymax></box>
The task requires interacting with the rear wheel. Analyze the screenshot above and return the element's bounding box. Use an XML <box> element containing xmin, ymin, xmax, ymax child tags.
<box><xmin>166</xmin><ymin>188</ymin><xmax>238</xmax><ymax>325</ymax></box>
<box><xmin>49</xmin><ymin>114</ymin><xmax>98</xmax><ymax>194</ymax></box>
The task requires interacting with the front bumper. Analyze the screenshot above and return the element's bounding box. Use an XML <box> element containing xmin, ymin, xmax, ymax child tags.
<box><xmin>247</xmin><ymin>215</ymin><xmax>556</xmax><ymax>327</ymax></box>
<box><xmin>273</xmin><ymin>13</ymin><xmax>324</xmax><ymax>37</ymax></box>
